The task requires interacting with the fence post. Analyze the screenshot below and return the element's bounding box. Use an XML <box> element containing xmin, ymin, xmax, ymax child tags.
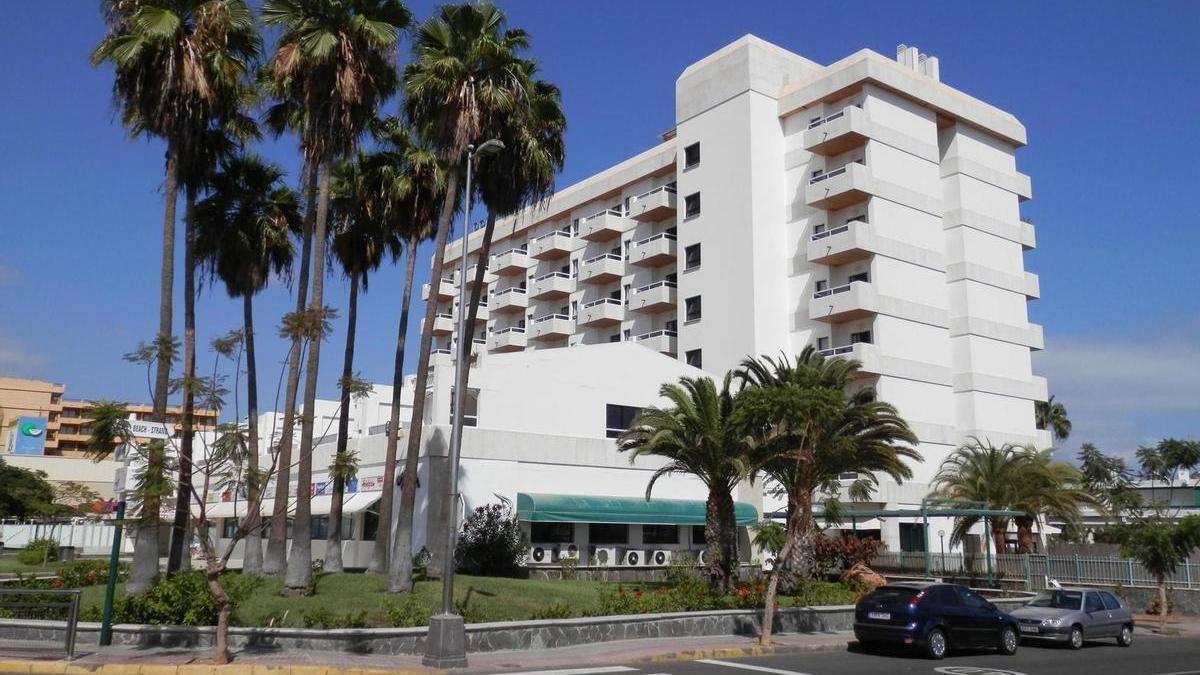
<box><xmin>1127</xmin><ymin>559</ymin><xmax>1135</xmax><ymax>586</ymax></box>
<box><xmin>1074</xmin><ymin>554</ymin><xmax>1082</xmax><ymax>582</ymax></box>
<box><xmin>1023</xmin><ymin>553</ymin><xmax>1031</xmax><ymax>591</ymax></box>
<box><xmin>1186</xmin><ymin>561</ymin><xmax>1192</xmax><ymax>590</ymax></box>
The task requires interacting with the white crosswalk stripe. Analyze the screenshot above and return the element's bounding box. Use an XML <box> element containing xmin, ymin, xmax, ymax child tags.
<box><xmin>488</xmin><ymin>667</ymin><xmax>639</xmax><ymax>675</ymax></box>
<box><xmin>695</xmin><ymin>659</ymin><xmax>814</xmax><ymax>675</ymax></box>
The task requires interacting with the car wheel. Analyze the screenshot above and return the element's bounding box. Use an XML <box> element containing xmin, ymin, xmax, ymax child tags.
<box><xmin>999</xmin><ymin>625</ymin><xmax>1019</xmax><ymax>655</ymax></box>
<box><xmin>1068</xmin><ymin>625</ymin><xmax>1084</xmax><ymax>650</ymax></box>
<box><xmin>1117</xmin><ymin>624</ymin><xmax>1134</xmax><ymax>647</ymax></box>
<box><xmin>926</xmin><ymin>628</ymin><xmax>948</xmax><ymax>660</ymax></box>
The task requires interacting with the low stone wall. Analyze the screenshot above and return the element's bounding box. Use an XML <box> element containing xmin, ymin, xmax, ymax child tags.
<box><xmin>526</xmin><ymin>564</ymin><xmax>762</xmax><ymax>583</ymax></box>
<box><xmin>1099</xmin><ymin>585</ymin><xmax>1200</xmax><ymax>616</ymax></box>
<box><xmin>0</xmin><ymin>597</ymin><xmax>1031</xmax><ymax>656</ymax></box>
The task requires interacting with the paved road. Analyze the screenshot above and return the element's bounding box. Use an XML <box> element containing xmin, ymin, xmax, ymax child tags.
<box><xmin>487</xmin><ymin>635</ymin><xmax>1200</xmax><ymax>675</ymax></box>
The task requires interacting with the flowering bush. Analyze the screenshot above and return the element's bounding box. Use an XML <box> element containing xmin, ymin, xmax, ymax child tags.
<box><xmin>812</xmin><ymin>534</ymin><xmax>885</xmax><ymax>578</ymax></box>
<box><xmin>56</xmin><ymin>560</ymin><xmax>126</xmax><ymax>588</ymax></box>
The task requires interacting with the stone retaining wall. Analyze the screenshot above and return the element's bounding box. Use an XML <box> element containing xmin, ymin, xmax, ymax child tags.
<box><xmin>0</xmin><ymin>597</ymin><xmax>1030</xmax><ymax>656</ymax></box>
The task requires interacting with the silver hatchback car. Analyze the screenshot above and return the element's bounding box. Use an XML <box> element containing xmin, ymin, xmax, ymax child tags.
<box><xmin>1011</xmin><ymin>587</ymin><xmax>1135</xmax><ymax>649</ymax></box>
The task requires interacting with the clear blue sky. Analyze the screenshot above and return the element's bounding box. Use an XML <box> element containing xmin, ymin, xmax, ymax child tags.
<box><xmin>1</xmin><ymin>2</ymin><xmax>1197</xmax><ymax>460</ymax></box>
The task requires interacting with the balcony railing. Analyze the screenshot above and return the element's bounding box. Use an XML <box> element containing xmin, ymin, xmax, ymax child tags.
<box><xmin>636</xmin><ymin>329</ymin><xmax>678</xmax><ymax>341</ymax></box>
<box><xmin>535</xmin><ymin>271</ymin><xmax>570</xmax><ymax>282</ymax></box>
<box><xmin>810</xmin><ymin>224</ymin><xmax>850</xmax><ymax>242</ymax></box>
<box><xmin>582</xmin><ymin>207</ymin><xmax>623</xmax><ymax>222</ymax></box>
<box><xmin>583</xmin><ymin>298</ymin><xmax>622</xmax><ymax>309</ymax></box>
<box><xmin>632</xmin><ymin>185</ymin><xmax>676</xmax><ymax>200</ymax></box>
<box><xmin>533</xmin><ymin>313</ymin><xmax>570</xmax><ymax>323</ymax></box>
<box><xmin>807</xmin><ymin>110</ymin><xmax>847</xmax><ymax>129</ymax></box>
<box><xmin>585</xmin><ymin>252</ymin><xmax>621</xmax><ymax>265</ymax></box>
<box><xmin>813</xmin><ymin>282</ymin><xmax>856</xmax><ymax>299</ymax></box>
<box><xmin>635</xmin><ymin>280</ymin><xmax>677</xmax><ymax>293</ymax></box>
<box><xmin>534</xmin><ymin>228</ymin><xmax>571</xmax><ymax>241</ymax></box>
<box><xmin>809</xmin><ymin>166</ymin><xmax>848</xmax><ymax>185</ymax></box>
<box><xmin>494</xmin><ymin>326</ymin><xmax>525</xmax><ymax>335</ymax></box>
<box><xmin>493</xmin><ymin>287</ymin><xmax>526</xmax><ymax>297</ymax></box>
<box><xmin>817</xmin><ymin>344</ymin><xmax>856</xmax><ymax>357</ymax></box>
<box><xmin>636</xmin><ymin>232</ymin><xmax>676</xmax><ymax>246</ymax></box>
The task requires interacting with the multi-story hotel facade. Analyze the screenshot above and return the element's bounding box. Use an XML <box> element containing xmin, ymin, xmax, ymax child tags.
<box><xmin>421</xmin><ymin>37</ymin><xmax>1050</xmax><ymax>549</ymax></box>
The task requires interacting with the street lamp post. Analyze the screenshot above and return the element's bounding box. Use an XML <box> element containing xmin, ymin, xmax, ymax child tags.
<box><xmin>424</xmin><ymin>139</ymin><xmax>504</xmax><ymax>669</ymax></box>
<box><xmin>938</xmin><ymin>529</ymin><xmax>946</xmax><ymax>577</ymax></box>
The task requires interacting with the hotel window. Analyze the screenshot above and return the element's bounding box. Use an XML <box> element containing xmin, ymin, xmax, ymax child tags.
<box><xmin>815</xmin><ymin>279</ymin><xmax>828</xmax><ymax>293</ymax></box>
<box><xmin>589</xmin><ymin>523</ymin><xmax>629</xmax><ymax>545</ymax></box>
<box><xmin>605</xmin><ymin>403</ymin><xmax>641</xmax><ymax>438</ymax></box>
<box><xmin>684</xmin><ymin>193</ymin><xmax>701</xmax><ymax>219</ymax></box>
<box><xmin>685</xmin><ymin>349</ymin><xmax>702</xmax><ymax>369</ymax></box>
<box><xmin>691</xmin><ymin>525</ymin><xmax>706</xmax><ymax>545</ymax></box>
<box><xmin>848</xmin><ymin>272</ymin><xmax>870</xmax><ymax>284</ymax></box>
<box><xmin>813</xmin><ymin>223</ymin><xmax>827</xmax><ymax>236</ymax></box>
<box><xmin>684</xmin><ymin>142</ymin><xmax>700</xmax><ymax>169</ymax></box>
<box><xmin>222</xmin><ymin>518</ymin><xmax>238</xmax><ymax>539</ymax></box>
<box><xmin>684</xmin><ymin>244</ymin><xmax>701</xmax><ymax>270</ymax></box>
<box><xmin>817</xmin><ymin>336</ymin><xmax>829</xmax><ymax>351</ymax></box>
<box><xmin>531</xmin><ymin>522</ymin><xmax>574</xmax><ymax>544</ymax></box>
<box><xmin>642</xmin><ymin>525</ymin><xmax>679</xmax><ymax>545</ymax></box>
<box><xmin>850</xmin><ymin>330</ymin><xmax>872</xmax><ymax>345</ymax></box>
<box><xmin>609</xmin><ymin>334</ymin><xmax>621</xmax><ymax>343</ymax></box>
<box><xmin>685</xmin><ymin>296</ymin><xmax>702</xmax><ymax>322</ymax></box>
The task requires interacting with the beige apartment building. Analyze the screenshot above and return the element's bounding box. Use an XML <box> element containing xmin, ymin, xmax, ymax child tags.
<box><xmin>1</xmin><ymin>376</ymin><xmax>218</xmax><ymax>499</ymax></box>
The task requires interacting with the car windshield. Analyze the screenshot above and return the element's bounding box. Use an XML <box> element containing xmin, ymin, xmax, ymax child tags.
<box><xmin>1029</xmin><ymin>590</ymin><xmax>1083</xmax><ymax>610</ymax></box>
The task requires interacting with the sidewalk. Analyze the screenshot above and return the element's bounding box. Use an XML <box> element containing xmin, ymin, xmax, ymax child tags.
<box><xmin>0</xmin><ymin>631</ymin><xmax>851</xmax><ymax>675</ymax></box>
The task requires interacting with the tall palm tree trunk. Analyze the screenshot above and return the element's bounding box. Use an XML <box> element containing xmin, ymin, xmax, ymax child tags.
<box><xmin>168</xmin><ymin>187</ymin><xmax>199</xmax><ymax>574</ymax></box>
<box><xmin>760</xmin><ymin>493</ymin><xmax>813</xmax><ymax>645</ymax></box>
<box><xmin>369</xmin><ymin>233</ymin><xmax>419</xmax><ymax>575</ymax></box>
<box><xmin>462</xmin><ymin>210</ymin><xmax>496</xmax><ymax>339</ymax></box>
<box><xmin>285</xmin><ymin>159</ymin><xmax>332</xmax><ymax>593</ymax></box>
<box><xmin>326</xmin><ymin>271</ymin><xmax>359</xmax><ymax>573</ymax></box>
<box><xmin>265</xmin><ymin>162</ymin><xmax>317</xmax><ymax>576</ymax></box>
<box><xmin>390</xmin><ymin>170</ymin><xmax>460</xmax><ymax>592</ymax></box>
<box><xmin>704</xmin><ymin>488</ymin><xmax>737</xmax><ymax>592</ymax></box>
<box><xmin>242</xmin><ymin>293</ymin><xmax>264</xmax><ymax>575</ymax></box>
<box><xmin>130</xmin><ymin>143</ymin><xmax>180</xmax><ymax>595</ymax></box>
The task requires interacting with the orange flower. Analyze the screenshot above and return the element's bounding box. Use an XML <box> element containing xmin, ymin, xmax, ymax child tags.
<box><xmin>754</xmin><ymin>584</ymin><xmax>765</xmax><ymax>593</ymax></box>
<box><xmin>736</xmin><ymin>587</ymin><xmax>748</xmax><ymax>597</ymax></box>
<box><xmin>634</xmin><ymin>590</ymin><xmax>643</xmax><ymax>599</ymax></box>
<box><xmin>51</xmin><ymin>579</ymin><xmax>63</xmax><ymax>588</ymax></box>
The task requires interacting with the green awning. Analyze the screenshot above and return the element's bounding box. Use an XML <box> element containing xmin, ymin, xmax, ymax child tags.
<box><xmin>516</xmin><ymin>493</ymin><xmax>758</xmax><ymax>526</ymax></box>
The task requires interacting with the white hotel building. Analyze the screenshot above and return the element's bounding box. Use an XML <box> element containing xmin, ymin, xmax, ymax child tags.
<box><xmin>209</xmin><ymin>37</ymin><xmax>1050</xmax><ymax>568</ymax></box>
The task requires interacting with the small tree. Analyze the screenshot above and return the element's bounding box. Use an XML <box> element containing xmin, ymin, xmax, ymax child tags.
<box><xmin>1110</xmin><ymin>514</ymin><xmax>1200</xmax><ymax>632</ymax></box>
<box><xmin>455</xmin><ymin>500</ymin><xmax>527</xmax><ymax>578</ymax></box>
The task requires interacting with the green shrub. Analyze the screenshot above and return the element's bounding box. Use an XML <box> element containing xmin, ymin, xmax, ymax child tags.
<box><xmin>383</xmin><ymin>594</ymin><xmax>430</xmax><ymax>627</ymax></box>
<box><xmin>109</xmin><ymin>570</ymin><xmax>259</xmax><ymax>626</ymax></box>
<box><xmin>664</xmin><ymin>552</ymin><xmax>699</xmax><ymax>586</ymax></box>
<box><xmin>454</xmin><ymin>598</ymin><xmax>488</xmax><ymax>624</ymax></box>
<box><xmin>790</xmin><ymin>580</ymin><xmax>859</xmax><ymax>607</ymax></box>
<box><xmin>559</xmin><ymin>557</ymin><xmax>579</xmax><ymax>580</ymax></box>
<box><xmin>529</xmin><ymin>602</ymin><xmax>572</xmax><ymax>620</ymax></box>
<box><xmin>56</xmin><ymin>560</ymin><xmax>126</xmax><ymax>588</ymax></box>
<box><xmin>454</xmin><ymin>502</ymin><xmax>526</xmax><ymax>578</ymax></box>
<box><xmin>300</xmin><ymin>607</ymin><xmax>367</xmax><ymax>629</ymax></box>
<box><xmin>18</xmin><ymin>538</ymin><xmax>58</xmax><ymax>565</ymax></box>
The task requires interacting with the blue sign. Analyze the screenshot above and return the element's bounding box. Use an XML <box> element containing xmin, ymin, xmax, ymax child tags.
<box><xmin>12</xmin><ymin>416</ymin><xmax>47</xmax><ymax>456</ymax></box>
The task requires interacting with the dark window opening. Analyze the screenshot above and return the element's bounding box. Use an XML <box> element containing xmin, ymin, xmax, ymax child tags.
<box><xmin>642</xmin><ymin>525</ymin><xmax>679</xmax><ymax>545</ymax></box>
<box><xmin>685</xmin><ymin>296</ymin><xmax>702</xmax><ymax>322</ymax></box>
<box><xmin>589</xmin><ymin>523</ymin><xmax>629</xmax><ymax>544</ymax></box>
<box><xmin>605</xmin><ymin>404</ymin><xmax>641</xmax><ymax>438</ymax></box>
<box><xmin>532</xmin><ymin>522</ymin><xmax>575</xmax><ymax>544</ymax></box>
<box><xmin>850</xmin><ymin>330</ymin><xmax>872</xmax><ymax>345</ymax></box>
<box><xmin>899</xmin><ymin>523</ymin><xmax>927</xmax><ymax>552</ymax></box>
<box><xmin>684</xmin><ymin>193</ymin><xmax>701</xmax><ymax>219</ymax></box>
<box><xmin>848</xmin><ymin>272</ymin><xmax>870</xmax><ymax>284</ymax></box>
<box><xmin>684</xmin><ymin>244</ymin><xmax>701</xmax><ymax>270</ymax></box>
<box><xmin>684</xmin><ymin>143</ymin><xmax>700</xmax><ymax>169</ymax></box>
<box><xmin>685</xmin><ymin>349</ymin><xmax>702</xmax><ymax>368</ymax></box>
<box><xmin>691</xmin><ymin>525</ymin><xmax>707</xmax><ymax>545</ymax></box>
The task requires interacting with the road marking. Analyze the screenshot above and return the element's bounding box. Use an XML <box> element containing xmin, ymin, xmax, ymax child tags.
<box><xmin>696</xmin><ymin>659</ymin><xmax>813</xmax><ymax>675</ymax></box>
<box><xmin>933</xmin><ymin>667</ymin><xmax>1028</xmax><ymax>675</ymax></box>
<box><xmin>484</xmin><ymin>662</ymin><xmax>638</xmax><ymax>667</ymax></box>
<box><xmin>1151</xmin><ymin>672</ymin><xmax>1200</xmax><ymax>675</ymax></box>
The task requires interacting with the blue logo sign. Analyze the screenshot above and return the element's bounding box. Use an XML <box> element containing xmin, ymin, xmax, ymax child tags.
<box><xmin>12</xmin><ymin>416</ymin><xmax>48</xmax><ymax>456</ymax></box>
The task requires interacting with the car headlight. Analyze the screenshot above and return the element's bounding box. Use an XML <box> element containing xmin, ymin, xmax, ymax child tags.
<box><xmin>1041</xmin><ymin>618</ymin><xmax>1064</xmax><ymax>627</ymax></box>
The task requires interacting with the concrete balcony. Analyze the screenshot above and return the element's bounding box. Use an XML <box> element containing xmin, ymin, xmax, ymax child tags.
<box><xmin>463</xmin><ymin>264</ymin><xmax>493</xmax><ymax>289</ymax></box>
<box><xmin>803</xmin><ymin>105</ymin><xmax>868</xmax><ymax>156</ymax></box>
<box><xmin>470</xmin><ymin>338</ymin><xmax>487</xmax><ymax>358</ymax></box>
<box><xmin>635</xmin><ymin>330</ymin><xmax>677</xmax><ymax>356</ymax></box>
<box><xmin>492</xmin><ymin>247</ymin><xmax>530</xmax><ymax>276</ymax></box>
<box><xmin>809</xmin><ymin>280</ymin><xmax>876</xmax><ymax>323</ymax></box>
<box><xmin>629</xmin><ymin>281</ymin><xmax>677</xmax><ymax>314</ymax></box>
<box><xmin>489</xmin><ymin>287</ymin><xmax>528</xmax><ymax>314</ymax></box>
<box><xmin>807</xmin><ymin>218</ymin><xmax>872</xmax><ymax>266</ymax></box>
<box><xmin>631</xmin><ymin>233</ymin><xmax>677</xmax><ymax>267</ymax></box>
<box><xmin>578</xmin><ymin>298</ymin><xmax>624</xmax><ymax>327</ymax></box>
<box><xmin>530</xmin><ymin>272</ymin><xmax>573</xmax><ymax>300</ymax></box>
<box><xmin>421</xmin><ymin>275</ymin><xmax>456</xmax><ymax>302</ymax></box>
<box><xmin>429</xmin><ymin>347</ymin><xmax>453</xmax><ymax>365</ymax></box>
<box><xmin>805</xmin><ymin>162</ymin><xmax>871</xmax><ymax>210</ymax></box>
<box><xmin>489</xmin><ymin>327</ymin><xmax>526</xmax><ymax>353</ymax></box>
<box><xmin>530</xmin><ymin>230</ymin><xmax>573</xmax><ymax>259</ymax></box>
<box><xmin>456</xmin><ymin>303</ymin><xmax>488</xmax><ymax>325</ymax></box>
<box><xmin>422</xmin><ymin>312</ymin><xmax>455</xmax><ymax>336</ymax></box>
<box><xmin>816</xmin><ymin>341</ymin><xmax>881</xmax><ymax>376</ymax></box>
<box><xmin>579</xmin><ymin>209</ymin><xmax>627</xmax><ymax>241</ymax></box>
<box><xmin>628</xmin><ymin>186</ymin><xmax>677</xmax><ymax>221</ymax></box>
<box><xmin>579</xmin><ymin>253</ymin><xmax>625</xmax><ymax>285</ymax></box>
<box><xmin>530</xmin><ymin>313</ymin><xmax>574</xmax><ymax>341</ymax></box>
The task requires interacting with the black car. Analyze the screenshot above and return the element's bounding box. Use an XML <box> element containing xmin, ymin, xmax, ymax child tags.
<box><xmin>854</xmin><ymin>582</ymin><xmax>1021</xmax><ymax>659</ymax></box>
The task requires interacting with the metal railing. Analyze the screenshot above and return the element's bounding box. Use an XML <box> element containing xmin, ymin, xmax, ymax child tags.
<box><xmin>636</xmin><ymin>232</ymin><xmax>677</xmax><ymax>246</ymax></box>
<box><xmin>533</xmin><ymin>271</ymin><xmax>571</xmax><ymax>282</ymax></box>
<box><xmin>532</xmin><ymin>313</ymin><xmax>571</xmax><ymax>323</ymax></box>
<box><xmin>584</xmin><ymin>253</ymin><xmax>622</xmax><ymax>265</ymax></box>
<box><xmin>582</xmin><ymin>207</ymin><xmax>624</xmax><ymax>222</ymax></box>
<box><xmin>807</xmin><ymin>109</ymin><xmax>846</xmax><ymax>129</ymax></box>
<box><xmin>494</xmin><ymin>246</ymin><xmax>528</xmax><ymax>257</ymax></box>
<box><xmin>493</xmin><ymin>287</ymin><xmax>526</xmax><ymax>297</ymax></box>
<box><xmin>583</xmin><ymin>298</ymin><xmax>623</xmax><ymax>309</ymax></box>
<box><xmin>494</xmin><ymin>326</ymin><xmax>526</xmax><ymax>335</ymax></box>
<box><xmin>533</xmin><ymin>229</ymin><xmax>572</xmax><ymax>242</ymax></box>
<box><xmin>635</xmin><ymin>280</ymin><xmax>677</xmax><ymax>293</ymax></box>
<box><xmin>817</xmin><ymin>344</ymin><xmax>857</xmax><ymax>357</ymax></box>
<box><xmin>813</xmin><ymin>281</ymin><xmax>860</xmax><ymax>299</ymax></box>
<box><xmin>636</xmin><ymin>330</ymin><xmax>678</xmax><ymax>341</ymax></box>
<box><xmin>809</xmin><ymin>166</ymin><xmax>847</xmax><ymax>185</ymax></box>
<box><xmin>872</xmin><ymin>552</ymin><xmax>1200</xmax><ymax>592</ymax></box>
<box><xmin>0</xmin><ymin>588</ymin><xmax>81</xmax><ymax>660</ymax></box>
<box><xmin>632</xmin><ymin>184</ymin><xmax>677</xmax><ymax>201</ymax></box>
<box><xmin>810</xmin><ymin>224</ymin><xmax>850</xmax><ymax>242</ymax></box>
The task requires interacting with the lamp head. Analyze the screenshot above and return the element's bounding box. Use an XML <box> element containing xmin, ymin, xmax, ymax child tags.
<box><xmin>474</xmin><ymin>138</ymin><xmax>505</xmax><ymax>157</ymax></box>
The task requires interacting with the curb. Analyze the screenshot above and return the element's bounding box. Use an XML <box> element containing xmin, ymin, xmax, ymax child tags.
<box><xmin>633</xmin><ymin>638</ymin><xmax>850</xmax><ymax>664</ymax></box>
<box><xmin>0</xmin><ymin>662</ymin><xmax>442</xmax><ymax>675</ymax></box>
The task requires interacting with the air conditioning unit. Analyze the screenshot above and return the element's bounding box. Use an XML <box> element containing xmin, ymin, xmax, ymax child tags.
<box><xmin>590</xmin><ymin>546</ymin><xmax>618</xmax><ymax>566</ymax></box>
<box><xmin>621</xmin><ymin>549</ymin><xmax>645</xmax><ymax>566</ymax></box>
<box><xmin>650</xmin><ymin>549</ymin><xmax>672</xmax><ymax>566</ymax></box>
<box><xmin>560</xmin><ymin>544</ymin><xmax>580</xmax><ymax>560</ymax></box>
<box><xmin>528</xmin><ymin>545</ymin><xmax>557</xmax><ymax>565</ymax></box>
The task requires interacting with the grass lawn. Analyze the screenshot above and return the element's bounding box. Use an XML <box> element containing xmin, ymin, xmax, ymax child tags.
<box><xmin>0</xmin><ymin>558</ymin><xmax>62</xmax><ymax>576</ymax></box>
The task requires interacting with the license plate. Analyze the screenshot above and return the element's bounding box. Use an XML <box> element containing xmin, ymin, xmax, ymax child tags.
<box><xmin>1019</xmin><ymin>625</ymin><xmax>1039</xmax><ymax>633</ymax></box>
<box><xmin>868</xmin><ymin>612</ymin><xmax>891</xmax><ymax>621</ymax></box>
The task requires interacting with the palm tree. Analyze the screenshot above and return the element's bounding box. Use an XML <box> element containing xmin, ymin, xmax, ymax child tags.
<box><xmin>1009</xmin><ymin>448</ymin><xmax>1093</xmax><ymax>553</ymax></box>
<box><xmin>92</xmin><ymin>0</ymin><xmax>260</xmax><ymax>592</ymax></box>
<box><xmin>324</xmin><ymin>155</ymin><xmax>400</xmax><ymax>573</ymax></box>
<box><xmin>194</xmin><ymin>154</ymin><xmax>299</xmax><ymax>575</ymax></box>
<box><xmin>1034</xmin><ymin>395</ymin><xmax>1071</xmax><ymax>443</ymax></box>
<box><xmin>396</xmin><ymin>0</ymin><xmax>532</xmax><ymax>590</ymax></box>
<box><xmin>736</xmin><ymin>349</ymin><xmax>919</xmax><ymax>644</ymax></box>
<box><xmin>929</xmin><ymin>439</ymin><xmax>1026</xmax><ymax>555</ymax></box>
<box><xmin>358</xmin><ymin>119</ymin><xmax>446</xmax><ymax>579</ymax></box>
<box><xmin>617</xmin><ymin>375</ymin><xmax>754</xmax><ymax>591</ymax></box>
<box><xmin>262</xmin><ymin>0</ymin><xmax>410</xmax><ymax>594</ymax></box>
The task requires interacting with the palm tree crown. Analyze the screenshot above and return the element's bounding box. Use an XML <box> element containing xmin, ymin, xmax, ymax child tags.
<box><xmin>1035</xmin><ymin>395</ymin><xmax>1071</xmax><ymax>442</ymax></box>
